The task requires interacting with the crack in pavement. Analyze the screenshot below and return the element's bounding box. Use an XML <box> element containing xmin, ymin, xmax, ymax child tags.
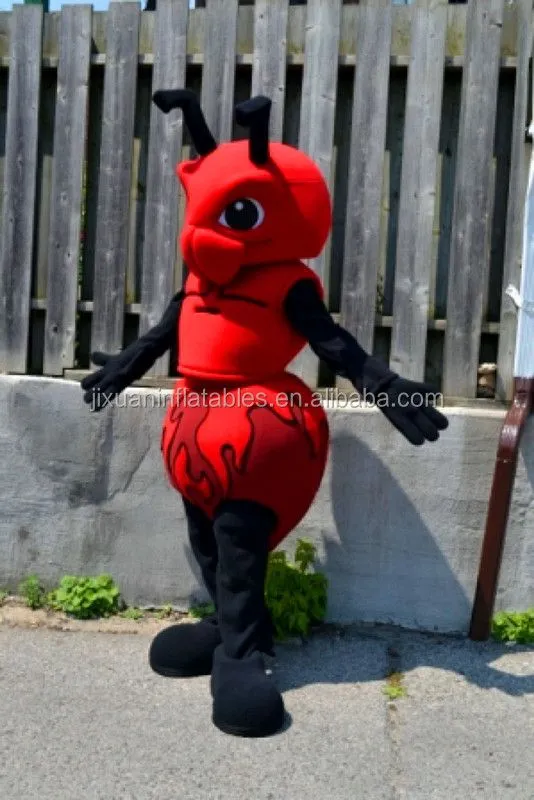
<box><xmin>385</xmin><ymin>638</ymin><xmax>405</xmax><ymax>800</ymax></box>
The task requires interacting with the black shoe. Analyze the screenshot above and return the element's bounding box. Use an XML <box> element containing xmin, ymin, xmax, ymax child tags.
<box><xmin>149</xmin><ymin>615</ymin><xmax>222</xmax><ymax>677</ymax></box>
<box><xmin>210</xmin><ymin>644</ymin><xmax>285</xmax><ymax>737</ymax></box>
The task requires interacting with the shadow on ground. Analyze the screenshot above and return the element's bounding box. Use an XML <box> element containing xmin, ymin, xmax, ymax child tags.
<box><xmin>272</xmin><ymin>626</ymin><xmax>534</xmax><ymax>698</ymax></box>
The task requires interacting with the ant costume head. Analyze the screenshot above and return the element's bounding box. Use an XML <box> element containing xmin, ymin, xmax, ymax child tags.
<box><xmin>152</xmin><ymin>89</ymin><xmax>332</xmax><ymax>286</ymax></box>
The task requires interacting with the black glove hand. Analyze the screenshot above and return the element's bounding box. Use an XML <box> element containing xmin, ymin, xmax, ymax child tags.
<box><xmin>81</xmin><ymin>350</ymin><xmax>138</xmax><ymax>411</ymax></box>
<box><xmin>370</xmin><ymin>376</ymin><xmax>449</xmax><ymax>446</ymax></box>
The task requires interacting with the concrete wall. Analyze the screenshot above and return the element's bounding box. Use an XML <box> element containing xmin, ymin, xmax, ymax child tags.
<box><xmin>1</xmin><ymin>375</ymin><xmax>532</xmax><ymax>634</ymax></box>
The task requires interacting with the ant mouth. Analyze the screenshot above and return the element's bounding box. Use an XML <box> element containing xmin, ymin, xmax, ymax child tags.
<box><xmin>195</xmin><ymin>305</ymin><xmax>221</xmax><ymax>314</ymax></box>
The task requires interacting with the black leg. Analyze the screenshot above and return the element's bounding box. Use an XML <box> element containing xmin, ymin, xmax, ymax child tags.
<box><xmin>210</xmin><ymin>499</ymin><xmax>285</xmax><ymax>737</ymax></box>
<box><xmin>147</xmin><ymin>499</ymin><xmax>221</xmax><ymax>678</ymax></box>
<box><xmin>213</xmin><ymin>499</ymin><xmax>276</xmax><ymax>659</ymax></box>
<box><xmin>183</xmin><ymin>498</ymin><xmax>218</xmax><ymax>608</ymax></box>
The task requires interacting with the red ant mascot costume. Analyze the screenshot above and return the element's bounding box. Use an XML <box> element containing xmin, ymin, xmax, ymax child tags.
<box><xmin>81</xmin><ymin>90</ymin><xmax>448</xmax><ymax>738</ymax></box>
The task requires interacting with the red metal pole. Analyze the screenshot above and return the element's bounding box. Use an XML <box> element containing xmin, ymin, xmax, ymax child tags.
<box><xmin>469</xmin><ymin>377</ymin><xmax>534</xmax><ymax>640</ymax></box>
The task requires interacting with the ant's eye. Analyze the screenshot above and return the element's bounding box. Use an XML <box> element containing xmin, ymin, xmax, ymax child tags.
<box><xmin>218</xmin><ymin>198</ymin><xmax>265</xmax><ymax>231</ymax></box>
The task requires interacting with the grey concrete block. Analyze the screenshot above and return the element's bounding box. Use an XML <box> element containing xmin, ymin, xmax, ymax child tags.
<box><xmin>0</xmin><ymin>375</ymin><xmax>532</xmax><ymax>633</ymax></box>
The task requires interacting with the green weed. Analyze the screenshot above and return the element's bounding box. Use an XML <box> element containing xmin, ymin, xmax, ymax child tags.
<box><xmin>47</xmin><ymin>574</ymin><xmax>120</xmax><ymax>620</ymax></box>
<box><xmin>189</xmin><ymin>602</ymin><xmax>216</xmax><ymax>620</ymax></box>
<box><xmin>119</xmin><ymin>607</ymin><xmax>144</xmax><ymax>621</ymax></box>
<box><xmin>383</xmin><ymin>671</ymin><xmax>407</xmax><ymax>700</ymax></box>
<box><xmin>265</xmin><ymin>539</ymin><xmax>328</xmax><ymax>640</ymax></box>
<box><xmin>491</xmin><ymin>609</ymin><xmax>534</xmax><ymax>645</ymax></box>
<box><xmin>155</xmin><ymin>604</ymin><xmax>174</xmax><ymax>620</ymax></box>
<box><xmin>18</xmin><ymin>575</ymin><xmax>46</xmax><ymax>610</ymax></box>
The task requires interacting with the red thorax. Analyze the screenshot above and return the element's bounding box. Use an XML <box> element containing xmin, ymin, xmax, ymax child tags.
<box><xmin>178</xmin><ymin>263</ymin><xmax>323</xmax><ymax>383</ymax></box>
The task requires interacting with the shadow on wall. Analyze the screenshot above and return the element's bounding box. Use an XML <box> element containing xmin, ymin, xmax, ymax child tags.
<box><xmin>523</xmin><ymin>420</ymin><xmax>534</xmax><ymax>497</ymax></box>
<box><xmin>325</xmin><ymin>431</ymin><xmax>472</xmax><ymax>632</ymax></box>
<box><xmin>184</xmin><ymin>422</ymin><xmax>483</xmax><ymax>630</ymax></box>
<box><xmin>274</xmin><ymin>425</ymin><xmax>534</xmax><ymax>700</ymax></box>
<box><xmin>266</xmin><ymin>420</ymin><xmax>534</xmax><ymax>702</ymax></box>
<box><xmin>498</xmin><ymin>419</ymin><xmax>534</xmax><ymax>608</ymax></box>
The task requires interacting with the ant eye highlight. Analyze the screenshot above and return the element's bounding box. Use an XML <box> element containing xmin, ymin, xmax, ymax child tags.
<box><xmin>219</xmin><ymin>198</ymin><xmax>265</xmax><ymax>231</ymax></box>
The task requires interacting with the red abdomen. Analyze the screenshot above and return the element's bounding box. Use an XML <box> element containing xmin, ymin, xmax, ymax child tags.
<box><xmin>161</xmin><ymin>373</ymin><xmax>329</xmax><ymax>550</ymax></box>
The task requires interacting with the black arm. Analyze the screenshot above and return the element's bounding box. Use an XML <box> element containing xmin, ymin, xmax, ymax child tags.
<box><xmin>81</xmin><ymin>291</ymin><xmax>183</xmax><ymax>409</ymax></box>
<box><xmin>126</xmin><ymin>290</ymin><xmax>184</xmax><ymax>372</ymax></box>
<box><xmin>284</xmin><ymin>278</ymin><xmax>448</xmax><ymax>446</ymax></box>
<box><xmin>283</xmin><ymin>278</ymin><xmax>397</xmax><ymax>393</ymax></box>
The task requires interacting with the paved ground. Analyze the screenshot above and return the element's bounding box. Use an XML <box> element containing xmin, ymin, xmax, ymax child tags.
<box><xmin>0</xmin><ymin>624</ymin><xmax>533</xmax><ymax>800</ymax></box>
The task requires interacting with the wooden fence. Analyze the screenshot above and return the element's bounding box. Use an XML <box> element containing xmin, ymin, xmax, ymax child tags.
<box><xmin>0</xmin><ymin>0</ymin><xmax>532</xmax><ymax>401</ymax></box>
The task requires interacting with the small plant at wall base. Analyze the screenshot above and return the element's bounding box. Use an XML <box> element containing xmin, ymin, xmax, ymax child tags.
<box><xmin>18</xmin><ymin>575</ymin><xmax>46</xmax><ymax>610</ymax></box>
<box><xmin>187</xmin><ymin>541</ymin><xmax>328</xmax><ymax>639</ymax></box>
<box><xmin>491</xmin><ymin>609</ymin><xmax>534</xmax><ymax>644</ymax></box>
<box><xmin>156</xmin><ymin>604</ymin><xmax>174</xmax><ymax>620</ymax></box>
<box><xmin>264</xmin><ymin>539</ymin><xmax>328</xmax><ymax>640</ymax></box>
<box><xmin>189</xmin><ymin>602</ymin><xmax>216</xmax><ymax>620</ymax></box>
<box><xmin>47</xmin><ymin>574</ymin><xmax>121</xmax><ymax>620</ymax></box>
<box><xmin>383</xmin><ymin>671</ymin><xmax>407</xmax><ymax>700</ymax></box>
<box><xmin>119</xmin><ymin>606</ymin><xmax>144</xmax><ymax>621</ymax></box>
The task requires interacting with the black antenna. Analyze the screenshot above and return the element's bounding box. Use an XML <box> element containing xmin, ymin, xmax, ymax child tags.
<box><xmin>152</xmin><ymin>89</ymin><xmax>217</xmax><ymax>156</ymax></box>
<box><xmin>235</xmin><ymin>96</ymin><xmax>272</xmax><ymax>165</ymax></box>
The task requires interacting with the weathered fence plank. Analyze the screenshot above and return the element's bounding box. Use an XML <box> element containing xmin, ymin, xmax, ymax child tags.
<box><xmin>0</xmin><ymin>52</ymin><xmax>7</xmax><ymax>224</ymax></box>
<box><xmin>43</xmin><ymin>5</ymin><xmax>92</xmax><ymax>376</ymax></box>
<box><xmin>0</xmin><ymin>13</ymin><xmax>9</xmax><ymax>63</ymax></box>
<box><xmin>291</xmin><ymin>0</ymin><xmax>342</xmax><ymax>386</ymax></box>
<box><xmin>390</xmin><ymin>0</ymin><xmax>447</xmax><ymax>382</ymax></box>
<box><xmin>328</xmin><ymin>69</ymin><xmax>352</xmax><ymax>310</ymax></box>
<box><xmin>298</xmin><ymin>0</ymin><xmax>341</xmax><ymax>281</ymax></box>
<box><xmin>0</xmin><ymin>5</ymin><xmax>43</xmax><ymax>373</ymax></box>
<box><xmin>434</xmin><ymin>73</ymin><xmax>461</xmax><ymax>321</ymax></box>
<box><xmin>90</xmin><ymin>2</ymin><xmax>139</xmax><ymax>357</ymax></box>
<box><xmin>139</xmin><ymin>0</ymin><xmax>188</xmax><ymax>377</ymax></box>
<box><xmin>251</xmin><ymin>0</ymin><xmax>289</xmax><ymax>141</ymax></box>
<box><xmin>443</xmin><ymin>0</ymin><xmax>504</xmax><ymax>398</ymax></box>
<box><xmin>382</xmin><ymin>77</ymin><xmax>404</xmax><ymax>322</ymax></box>
<box><xmin>200</xmin><ymin>0</ymin><xmax>238</xmax><ymax>145</ymax></box>
<box><xmin>33</xmin><ymin>71</ymin><xmax>56</xmax><ymax>308</ymax></box>
<box><xmin>126</xmin><ymin>70</ymin><xmax>151</xmax><ymax>308</ymax></box>
<box><xmin>0</xmin><ymin>5</ymin><xmax>521</xmax><ymax>68</ymax></box>
<box><xmin>340</xmin><ymin>0</ymin><xmax>393</xmax><ymax>361</ymax></box>
<box><xmin>484</xmin><ymin>77</ymin><xmax>513</xmax><ymax>323</ymax></box>
<box><xmin>496</xmin><ymin>0</ymin><xmax>534</xmax><ymax>400</ymax></box>
<box><xmin>124</xmin><ymin>11</ymin><xmax>153</xmax><ymax>310</ymax></box>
